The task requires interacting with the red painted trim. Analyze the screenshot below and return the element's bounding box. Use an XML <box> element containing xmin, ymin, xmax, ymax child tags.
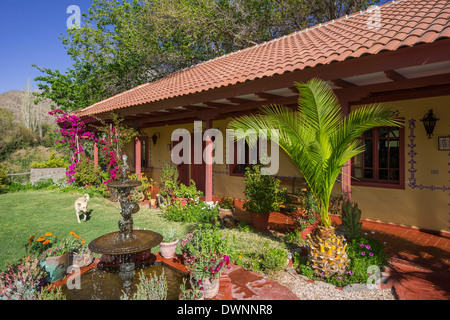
<box><xmin>205</xmin><ymin>119</ymin><xmax>213</xmax><ymax>202</ymax></box>
<box><xmin>135</xmin><ymin>137</ymin><xmax>142</xmax><ymax>178</ymax></box>
<box><xmin>93</xmin><ymin>141</ymin><xmax>99</xmax><ymax>167</ymax></box>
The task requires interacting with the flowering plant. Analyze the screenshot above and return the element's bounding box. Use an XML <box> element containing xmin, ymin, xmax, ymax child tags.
<box><xmin>49</xmin><ymin>109</ymin><xmax>137</xmax><ymax>186</ymax></box>
<box><xmin>184</xmin><ymin>250</ymin><xmax>230</xmax><ymax>280</ymax></box>
<box><xmin>179</xmin><ymin>276</ymin><xmax>203</xmax><ymax>300</ymax></box>
<box><xmin>121</xmin><ymin>270</ymin><xmax>167</xmax><ymax>300</ymax></box>
<box><xmin>25</xmin><ymin>232</ymin><xmax>86</xmax><ymax>258</ymax></box>
<box><xmin>0</xmin><ymin>257</ymin><xmax>45</xmax><ymax>300</ymax></box>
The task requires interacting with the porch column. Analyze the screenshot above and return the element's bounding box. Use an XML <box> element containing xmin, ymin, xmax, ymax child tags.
<box><xmin>93</xmin><ymin>140</ymin><xmax>99</xmax><ymax>167</ymax></box>
<box><xmin>135</xmin><ymin>136</ymin><xmax>142</xmax><ymax>179</ymax></box>
<box><xmin>341</xmin><ymin>100</ymin><xmax>352</xmax><ymax>202</ymax></box>
<box><xmin>204</xmin><ymin>118</ymin><xmax>213</xmax><ymax>203</ymax></box>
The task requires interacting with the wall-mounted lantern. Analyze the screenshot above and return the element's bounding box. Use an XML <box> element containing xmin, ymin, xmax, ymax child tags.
<box><xmin>151</xmin><ymin>132</ymin><xmax>160</xmax><ymax>145</ymax></box>
<box><xmin>420</xmin><ymin>109</ymin><xmax>439</xmax><ymax>139</ymax></box>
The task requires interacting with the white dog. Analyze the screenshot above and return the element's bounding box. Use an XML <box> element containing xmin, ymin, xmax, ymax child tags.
<box><xmin>74</xmin><ymin>194</ymin><xmax>90</xmax><ymax>223</ymax></box>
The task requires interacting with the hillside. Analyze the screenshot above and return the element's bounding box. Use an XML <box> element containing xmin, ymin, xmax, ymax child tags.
<box><xmin>0</xmin><ymin>90</ymin><xmax>55</xmax><ymax>125</ymax></box>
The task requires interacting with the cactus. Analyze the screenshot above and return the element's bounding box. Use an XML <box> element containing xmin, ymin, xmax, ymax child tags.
<box><xmin>341</xmin><ymin>201</ymin><xmax>362</xmax><ymax>240</ymax></box>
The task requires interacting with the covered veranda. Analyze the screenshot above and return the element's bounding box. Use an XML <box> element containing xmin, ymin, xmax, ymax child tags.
<box><xmin>76</xmin><ymin>0</ymin><xmax>450</xmax><ymax>233</ymax></box>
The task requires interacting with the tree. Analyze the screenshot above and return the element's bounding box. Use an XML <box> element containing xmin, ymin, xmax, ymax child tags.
<box><xmin>21</xmin><ymin>78</ymin><xmax>43</xmax><ymax>140</ymax></box>
<box><xmin>33</xmin><ymin>0</ymin><xmax>378</xmax><ymax>112</ymax></box>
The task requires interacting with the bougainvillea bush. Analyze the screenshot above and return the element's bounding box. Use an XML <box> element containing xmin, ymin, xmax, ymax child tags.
<box><xmin>49</xmin><ymin>109</ymin><xmax>137</xmax><ymax>189</ymax></box>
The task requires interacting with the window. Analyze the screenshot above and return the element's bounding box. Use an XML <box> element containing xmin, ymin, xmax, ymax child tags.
<box><xmin>351</xmin><ymin>126</ymin><xmax>404</xmax><ymax>189</ymax></box>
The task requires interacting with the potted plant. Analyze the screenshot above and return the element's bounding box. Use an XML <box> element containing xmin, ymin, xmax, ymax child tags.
<box><xmin>294</xmin><ymin>188</ymin><xmax>319</xmax><ymax>239</ymax></box>
<box><xmin>25</xmin><ymin>232</ymin><xmax>70</xmax><ymax>283</ymax></box>
<box><xmin>242</xmin><ymin>165</ymin><xmax>285</xmax><ymax>231</ymax></box>
<box><xmin>159</xmin><ymin>161</ymin><xmax>179</xmax><ymax>202</ymax></box>
<box><xmin>179</xmin><ymin>276</ymin><xmax>204</xmax><ymax>300</ymax></box>
<box><xmin>183</xmin><ymin>251</ymin><xmax>230</xmax><ymax>299</ymax></box>
<box><xmin>159</xmin><ymin>227</ymin><xmax>179</xmax><ymax>259</ymax></box>
<box><xmin>218</xmin><ymin>197</ymin><xmax>236</xmax><ymax>227</ymax></box>
<box><xmin>172</xmin><ymin>180</ymin><xmax>203</xmax><ymax>206</ymax></box>
<box><xmin>67</xmin><ymin>232</ymin><xmax>93</xmax><ymax>268</ymax></box>
<box><xmin>218</xmin><ymin>197</ymin><xmax>234</xmax><ymax>217</ymax></box>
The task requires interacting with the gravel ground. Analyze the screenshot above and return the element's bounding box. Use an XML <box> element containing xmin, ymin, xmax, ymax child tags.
<box><xmin>274</xmin><ymin>270</ymin><xmax>397</xmax><ymax>300</ymax></box>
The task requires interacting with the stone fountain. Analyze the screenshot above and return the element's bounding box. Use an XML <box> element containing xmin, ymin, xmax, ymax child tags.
<box><xmin>88</xmin><ymin>155</ymin><xmax>163</xmax><ymax>293</ymax></box>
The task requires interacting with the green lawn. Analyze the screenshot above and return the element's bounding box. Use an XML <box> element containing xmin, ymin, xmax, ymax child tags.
<box><xmin>0</xmin><ymin>190</ymin><xmax>285</xmax><ymax>271</ymax></box>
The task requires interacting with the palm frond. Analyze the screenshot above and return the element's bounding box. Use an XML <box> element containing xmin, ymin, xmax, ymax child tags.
<box><xmin>228</xmin><ymin>78</ymin><xmax>403</xmax><ymax>228</ymax></box>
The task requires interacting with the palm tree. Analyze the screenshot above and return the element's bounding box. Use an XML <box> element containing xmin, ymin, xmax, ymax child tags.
<box><xmin>228</xmin><ymin>78</ymin><xmax>402</xmax><ymax>276</ymax></box>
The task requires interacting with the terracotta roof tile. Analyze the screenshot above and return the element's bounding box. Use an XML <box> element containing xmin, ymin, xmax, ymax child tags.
<box><xmin>77</xmin><ymin>0</ymin><xmax>450</xmax><ymax>117</ymax></box>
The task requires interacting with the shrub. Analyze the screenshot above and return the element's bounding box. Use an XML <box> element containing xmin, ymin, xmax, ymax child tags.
<box><xmin>128</xmin><ymin>173</ymin><xmax>153</xmax><ymax>202</ymax></box>
<box><xmin>0</xmin><ymin>257</ymin><xmax>65</xmax><ymax>300</ymax></box>
<box><xmin>0</xmin><ymin>163</ymin><xmax>9</xmax><ymax>194</ymax></box>
<box><xmin>6</xmin><ymin>178</ymin><xmax>55</xmax><ymax>193</ymax></box>
<box><xmin>121</xmin><ymin>270</ymin><xmax>167</xmax><ymax>300</ymax></box>
<box><xmin>164</xmin><ymin>200</ymin><xmax>219</xmax><ymax>223</ymax></box>
<box><xmin>72</xmin><ymin>157</ymin><xmax>103</xmax><ymax>187</ymax></box>
<box><xmin>242</xmin><ymin>165</ymin><xmax>285</xmax><ymax>213</ymax></box>
<box><xmin>284</xmin><ymin>229</ymin><xmax>304</xmax><ymax>247</ymax></box>
<box><xmin>173</xmin><ymin>180</ymin><xmax>203</xmax><ymax>199</ymax></box>
<box><xmin>30</xmin><ymin>152</ymin><xmax>68</xmax><ymax>168</ymax></box>
<box><xmin>260</xmin><ymin>244</ymin><xmax>288</xmax><ymax>272</ymax></box>
<box><xmin>234</xmin><ymin>242</ymin><xmax>288</xmax><ymax>273</ymax></box>
<box><xmin>296</xmin><ymin>188</ymin><xmax>318</xmax><ymax>216</ymax></box>
<box><xmin>159</xmin><ymin>161</ymin><xmax>179</xmax><ymax>198</ymax></box>
<box><xmin>181</xmin><ymin>223</ymin><xmax>236</xmax><ymax>260</ymax></box>
<box><xmin>218</xmin><ymin>197</ymin><xmax>234</xmax><ymax>209</ymax></box>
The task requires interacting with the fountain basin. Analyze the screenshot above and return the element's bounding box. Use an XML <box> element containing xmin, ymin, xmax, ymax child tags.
<box><xmin>88</xmin><ymin>230</ymin><xmax>163</xmax><ymax>255</ymax></box>
<box><xmin>61</xmin><ymin>262</ymin><xmax>188</xmax><ymax>300</ymax></box>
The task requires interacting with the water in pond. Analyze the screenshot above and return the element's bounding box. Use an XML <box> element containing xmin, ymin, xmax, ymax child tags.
<box><xmin>61</xmin><ymin>264</ymin><xmax>188</xmax><ymax>300</ymax></box>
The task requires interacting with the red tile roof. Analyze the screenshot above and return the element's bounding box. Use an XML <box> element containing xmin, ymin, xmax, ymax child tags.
<box><xmin>77</xmin><ymin>0</ymin><xmax>450</xmax><ymax>117</ymax></box>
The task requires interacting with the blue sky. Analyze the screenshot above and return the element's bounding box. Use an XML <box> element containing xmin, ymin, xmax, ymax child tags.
<box><xmin>0</xmin><ymin>0</ymin><xmax>391</xmax><ymax>94</ymax></box>
<box><xmin>0</xmin><ymin>0</ymin><xmax>93</xmax><ymax>93</ymax></box>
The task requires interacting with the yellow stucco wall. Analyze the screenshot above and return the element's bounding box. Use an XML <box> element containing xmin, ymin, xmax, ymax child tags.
<box><xmin>345</xmin><ymin>95</ymin><xmax>449</xmax><ymax>233</ymax></box>
<box><xmin>124</xmin><ymin>95</ymin><xmax>449</xmax><ymax>232</ymax></box>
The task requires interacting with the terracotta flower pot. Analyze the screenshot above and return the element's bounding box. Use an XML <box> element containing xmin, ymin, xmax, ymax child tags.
<box><xmin>40</xmin><ymin>252</ymin><xmax>69</xmax><ymax>283</ymax></box>
<box><xmin>249</xmin><ymin>212</ymin><xmax>271</xmax><ymax>231</ymax></box>
<box><xmin>198</xmin><ymin>277</ymin><xmax>220</xmax><ymax>299</ymax></box>
<box><xmin>71</xmin><ymin>252</ymin><xmax>93</xmax><ymax>268</ymax></box>
<box><xmin>160</xmin><ymin>239</ymin><xmax>179</xmax><ymax>259</ymax></box>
